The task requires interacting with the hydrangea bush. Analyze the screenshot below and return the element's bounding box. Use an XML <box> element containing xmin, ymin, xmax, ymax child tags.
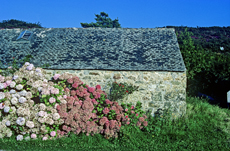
<box><xmin>0</xmin><ymin>62</ymin><xmax>149</xmax><ymax>141</ymax></box>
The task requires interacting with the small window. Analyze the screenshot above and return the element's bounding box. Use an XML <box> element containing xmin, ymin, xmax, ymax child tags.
<box><xmin>16</xmin><ymin>30</ymin><xmax>33</xmax><ymax>41</ymax></box>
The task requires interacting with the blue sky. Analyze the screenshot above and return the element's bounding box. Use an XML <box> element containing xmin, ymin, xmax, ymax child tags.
<box><xmin>0</xmin><ymin>0</ymin><xmax>230</xmax><ymax>28</ymax></box>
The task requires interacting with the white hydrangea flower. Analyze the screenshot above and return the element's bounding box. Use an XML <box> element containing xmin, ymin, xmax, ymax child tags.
<box><xmin>24</xmin><ymin>62</ymin><xmax>30</xmax><ymax>66</ymax></box>
<box><xmin>37</xmin><ymin>87</ymin><xmax>43</xmax><ymax>92</ymax></box>
<box><xmin>60</xmin><ymin>99</ymin><xmax>67</xmax><ymax>104</ymax></box>
<box><xmin>0</xmin><ymin>83</ymin><xmax>5</xmax><ymax>90</ymax></box>
<box><xmin>24</xmin><ymin>136</ymin><xmax>30</xmax><ymax>141</ymax></box>
<box><xmin>43</xmin><ymin>79</ymin><xmax>48</xmax><ymax>83</ymax></box>
<box><xmin>4</xmin><ymin>106</ymin><xmax>10</xmax><ymax>113</ymax></box>
<box><xmin>6</xmin><ymin>129</ymin><xmax>12</xmax><ymax>137</ymax></box>
<box><xmin>9</xmin><ymin>89</ymin><xmax>17</xmax><ymax>94</ymax></box>
<box><xmin>51</xmin><ymin>108</ymin><xmax>57</xmax><ymax>114</ymax></box>
<box><xmin>18</xmin><ymin>97</ymin><xmax>27</xmax><ymax>104</ymax></box>
<box><xmin>24</xmin><ymin>109</ymin><xmax>30</xmax><ymax>116</ymax></box>
<box><xmin>17</xmin><ymin>107</ymin><xmax>24</xmax><ymax>115</ymax></box>
<box><xmin>26</xmin><ymin>121</ymin><xmax>35</xmax><ymax>129</ymax></box>
<box><xmin>11</xmin><ymin>93</ymin><xmax>20</xmax><ymax>98</ymax></box>
<box><xmin>38</xmin><ymin>117</ymin><xmax>46</xmax><ymax>124</ymax></box>
<box><xmin>46</xmin><ymin>118</ymin><xmax>54</xmax><ymax>125</ymax></box>
<box><xmin>16</xmin><ymin>117</ymin><xmax>25</xmax><ymax>126</ymax></box>
<box><xmin>53</xmin><ymin>113</ymin><xmax>60</xmax><ymax>120</ymax></box>
<box><xmin>39</xmin><ymin>73</ymin><xmax>43</xmax><ymax>77</ymax></box>
<box><xmin>0</xmin><ymin>133</ymin><xmax>4</xmax><ymax>139</ymax></box>
<box><xmin>39</xmin><ymin>103</ymin><xmax>46</xmax><ymax>111</ymax></box>
<box><xmin>9</xmin><ymin>106</ymin><xmax>16</xmax><ymax>114</ymax></box>
<box><xmin>26</xmin><ymin>92</ymin><xmax>33</xmax><ymax>99</ymax></box>
<box><xmin>32</xmin><ymin>81</ymin><xmax>42</xmax><ymax>88</ymax></box>
<box><xmin>29</xmin><ymin>63</ymin><xmax>34</xmax><ymax>67</ymax></box>
<box><xmin>16</xmin><ymin>135</ymin><xmax>23</xmax><ymax>141</ymax></box>
<box><xmin>11</xmin><ymin>97</ymin><xmax>18</xmax><ymax>105</ymax></box>
<box><xmin>38</xmin><ymin>111</ymin><xmax>46</xmax><ymax>117</ymax></box>
<box><xmin>57</xmin><ymin>95</ymin><xmax>63</xmax><ymax>100</ymax></box>
<box><xmin>13</xmin><ymin>75</ymin><xmax>19</xmax><ymax>80</ymax></box>
<box><xmin>0</xmin><ymin>92</ymin><xmax>5</xmax><ymax>100</ymax></box>
<box><xmin>9</xmin><ymin>81</ymin><xmax>16</xmax><ymax>88</ymax></box>
<box><xmin>19</xmin><ymin>90</ymin><xmax>27</xmax><ymax>96</ymax></box>
<box><xmin>27</xmin><ymin>64</ymin><xmax>34</xmax><ymax>70</ymax></box>
<box><xmin>5</xmin><ymin>120</ymin><xmax>10</xmax><ymax>126</ymax></box>
<box><xmin>16</xmin><ymin>84</ymin><xmax>23</xmax><ymax>90</ymax></box>
<box><xmin>36</xmin><ymin>68</ymin><xmax>41</xmax><ymax>73</ymax></box>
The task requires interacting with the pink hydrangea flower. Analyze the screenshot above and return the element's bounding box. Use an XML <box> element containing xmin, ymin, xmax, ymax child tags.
<box><xmin>49</xmin><ymin>97</ymin><xmax>56</xmax><ymax>104</ymax></box>
<box><xmin>93</xmin><ymin>93</ymin><xmax>101</xmax><ymax>99</ymax></box>
<box><xmin>42</xmin><ymin>137</ymin><xmax>48</xmax><ymax>141</ymax></box>
<box><xmin>131</xmin><ymin>106</ymin><xmax>134</xmax><ymax>109</ymax></box>
<box><xmin>51</xmin><ymin>88</ymin><xmax>59</xmax><ymax>94</ymax></box>
<box><xmin>38</xmin><ymin>111</ymin><xmax>46</xmax><ymax>117</ymax></box>
<box><xmin>31</xmin><ymin>133</ymin><xmax>37</xmax><ymax>139</ymax></box>
<box><xmin>103</xmin><ymin>107</ymin><xmax>110</xmax><ymax>115</ymax></box>
<box><xmin>95</xmin><ymin>85</ymin><xmax>101</xmax><ymax>89</ymax></box>
<box><xmin>136</xmin><ymin>121</ymin><xmax>141</xmax><ymax>127</ymax></box>
<box><xmin>72</xmin><ymin>82</ymin><xmax>79</xmax><ymax>89</ymax></box>
<box><xmin>2</xmin><ymin>83</ymin><xmax>7</xmax><ymax>89</ymax></box>
<box><xmin>62</xmin><ymin>125</ymin><xmax>67</xmax><ymax>130</ymax></box>
<box><xmin>50</xmin><ymin>131</ymin><xmax>56</xmax><ymax>137</ymax></box>
<box><xmin>53</xmin><ymin>74</ymin><xmax>60</xmax><ymax>80</ymax></box>
<box><xmin>105</xmin><ymin>99</ymin><xmax>113</xmax><ymax>105</ymax></box>
<box><xmin>67</xmin><ymin>78</ymin><xmax>74</xmax><ymax>84</ymax></box>
<box><xmin>6</xmin><ymin>80</ymin><xmax>12</xmax><ymax>86</ymax></box>
<box><xmin>116</xmin><ymin>115</ymin><xmax>122</xmax><ymax>121</ymax></box>
<box><xmin>88</xmin><ymin>87</ymin><xmax>95</xmax><ymax>93</ymax></box>
<box><xmin>139</xmin><ymin>117</ymin><xmax>145</xmax><ymax>122</ymax></box>
<box><xmin>143</xmin><ymin>121</ymin><xmax>148</xmax><ymax>127</ymax></box>
<box><xmin>99</xmin><ymin>117</ymin><xmax>108</xmax><ymax>125</ymax></box>
<box><xmin>70</xmin><ymin>90</ymin><xmax>77</xmax><ymax>96</ymax></box>
<box><xmin>56</xmin><ymin>104</ymin><xmax>61</xmax><ymax>110</ymax></box>
<box><xmin>91</xmin><ymin>99</ymin><xmax>98</xmax><ymax>105</ymax></box>
<box><xmin>125</xmin><ymin>108</ymin><xmax>128</xmax><ymax>112</ymax></box>
<box><xmin>105</xmin><ymin>120</ymin><xmax>110</xmax><ymax>128</ymax></box>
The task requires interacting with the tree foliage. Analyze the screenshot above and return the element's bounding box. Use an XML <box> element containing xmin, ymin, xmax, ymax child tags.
<box><xmin>80</xmin><ymin>12</ymin><xmax>121</xmax><ymax>28</ymax></box>
<box><xmin>0</xmin><ymin>19</ymin><xmax>45</xmax><ymax>29</ymax></box>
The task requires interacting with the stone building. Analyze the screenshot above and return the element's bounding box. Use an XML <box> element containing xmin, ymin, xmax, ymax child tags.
<box><xmin>0</xmin><ymin>27</ymin><xmax>187</xmax><ymax>121</ymax></box>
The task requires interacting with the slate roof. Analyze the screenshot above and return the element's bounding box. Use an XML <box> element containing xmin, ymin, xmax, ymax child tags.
<box><xmin>0</xmin><ymin>27</ymin><xmax>186</xmax><ymax>72</ymax></box>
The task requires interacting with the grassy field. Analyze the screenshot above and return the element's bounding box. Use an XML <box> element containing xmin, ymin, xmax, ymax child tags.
<box><xmin>0</xmin><ymin>92</ymin><xmax>230</xmax><ymax>151</ymax></box>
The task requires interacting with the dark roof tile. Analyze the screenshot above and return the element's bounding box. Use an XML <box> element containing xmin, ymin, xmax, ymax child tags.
<box><xmin>0</xmin><ymin>27</ymin><xmax>186</xmax><ymax>72</ymax></box>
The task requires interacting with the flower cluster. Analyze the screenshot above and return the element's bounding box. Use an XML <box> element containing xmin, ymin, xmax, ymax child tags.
<box><xmin>50</xmin><ymin>74</ymin><xmax>148</xmax><ymax>140</ymax></box>
<box><xmin>0</xmin><ymin>62</ymin><xmax>149</xmax><ymax>141</ymax></box>
<box><xmin>0</xmin><ymin>62</ymin><xmax>65</xmax><ymax>141</ymax></box>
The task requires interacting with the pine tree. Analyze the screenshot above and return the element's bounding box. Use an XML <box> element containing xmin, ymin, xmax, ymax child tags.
<box><xmin>80</xmin><ymin>12</ymin><xmax>121</xmax><ymax>28</ymax></box>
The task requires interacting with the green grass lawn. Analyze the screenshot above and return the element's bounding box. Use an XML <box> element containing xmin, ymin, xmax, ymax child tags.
<box><xmin>0</xmin><ymin>92</ymin><xmax>230</xmax><ymax>151</ymax></box>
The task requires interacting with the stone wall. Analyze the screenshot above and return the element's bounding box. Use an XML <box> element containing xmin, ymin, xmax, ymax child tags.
<box><xmin>0</xmin><ymin>68</ymin><xmax>187</xmax><ymax>121</ymax></box>
<box><xmin>43</xmin><ymin>69</ymin><xmax>187</xmax><ymax>121</ymax></box>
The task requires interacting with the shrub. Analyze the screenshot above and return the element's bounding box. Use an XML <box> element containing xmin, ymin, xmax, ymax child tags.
<box><xmin>50</xmin><ymin>73</ymin><xmax>149</xmax><ymax>140</ymax></box>
<box><xmin>0</xmin><ymin>62</ymin><xmax>149</xmax><ymax>141</ymax></box>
